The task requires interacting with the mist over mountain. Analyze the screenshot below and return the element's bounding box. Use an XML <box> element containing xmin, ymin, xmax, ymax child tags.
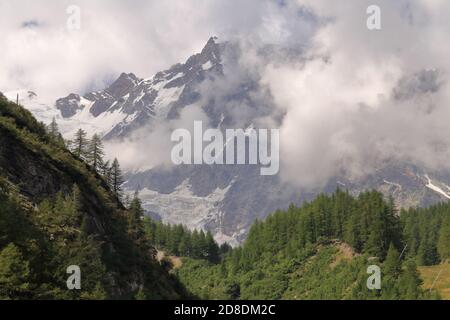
<box><xmin>5</xmin><ymin>33</ymin><xmax>450</xmax><ymax>245</ymax></box>
<box><xmin>3</xmin><ymin>1</ymin><xmax>450</xmax><ymax>306</ymax></box>
<box><xmin>3</xmin><ymin>0</ymin><xmax>450</xmax><ymax>245</ymax></box>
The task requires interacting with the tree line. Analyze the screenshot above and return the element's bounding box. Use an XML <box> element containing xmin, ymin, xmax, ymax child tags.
<box><xmin>401</xmin><ymin>203</ymin><xmax>449</xmax><ymax>265</ymax></box>
<box><xmin>46</xmin><ymin>118</ymin><xmax>124</xmax><ymax>201</ymax></box>
<box><xmin>144</xmin><ymin>219</ymin><xmax>231</xmax><ymax>263</ymax></box>
<box><xmin>176</xmin><ymin>189</ymin><xmax>448</xmax><ymax>300</ymax></box>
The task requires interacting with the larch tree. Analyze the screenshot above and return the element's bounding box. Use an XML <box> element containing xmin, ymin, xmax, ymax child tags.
<box><xmin>47</xmin><ymin>117</ymin><xmax>65</xmax><ymax>146</ymax></box>
<box><xmin>0</xmin><ymin>243</ymin><xmax>30</xmax><ymax>299</ymax></box>
<box><xmin>87</xmin><ymin>134</ymin><xmax>105</xmax><ymax>173</ymax></box>
<box><xmin>110</xmin><ymin>158</ymin><xmax>124</xmax><ymax>200</ymax></box>
<box><xmin>128</xmin><ymin>191</ymin><xmax>146</xmax><ymax>247</ymax></box>
<box><xmin>48</xmin><ymin>117</ymin><xmax>59</xmax><ymax>137</ymax></box>
<box><xmin>437</xmin><ymin>214</ymin><xmax>450</xmax><ymax>262</ymax></box>
<box><xmin>71</xmin><ymin>129</ymin><xmax>89</xmax><ymax>160</ymax></box>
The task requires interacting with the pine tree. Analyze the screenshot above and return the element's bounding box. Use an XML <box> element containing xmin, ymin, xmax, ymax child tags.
<box><xmin>47</xmin><ymin>117</ymin><xmax>65</xmax><ymax>146</ymax></box>
<box><xmin>397</xmin><ymin>260</ymin><xmax>423</xmax><ymax>299</ymax></box>
<box><xmin>87</xmin><ymin>134</ymin><xmax>105</xmax><ymax>172</ymax></box>
<box><xmin>191</xmin><ymin>230</ymin><xmax>201</xmax><ymax>258</ymax></box>
<box><xmin>220</xmin><ymin>243</ymin><xmax>232</xmax><ymax>255</ymax></box>
<box><xmin>197</xmin><ymin>230</ymin><xmax>209</xmax><ymax>259</ymax></box>
<box><xmin>206</xmin><ymin>231</ymin><xmax>220</xmax><ymax>263</ymax></box>
<box><xmin>71</xmin><ymin>129</ymin><xmax>89</xmax><ymax>160</ymax></box>
<box><xmin>381</xmin><ymin>244</ymin><xmax>401</xmax><ymax>300</ymax></box>
<box><xmin>384</xmin><ymin>243</ymin><xmax>401</xmax><ymax>277</ymax></box>
<box><xmin>59</xmin><ymin>185</ymin><xmax>82</xmax><ymax>226</ymax></box>
<box><xmin>48</xmin><ymin>117</ymin><xmax>59</xmax><ymax>137</ymax></box>
<box><xmin>128</xmin><ymin>191</ymin><xmax>146</xmax><ymax>245</ymax></box>
<box><xmin>110</xmin><ymin>158</ymin><xmax>124</xmax><ymax>200</ymax></box>
<box><xmin>100</xmin><ymin>160</ymin><xmax>112</xmax><ymax>185</ymax></box>
<box><xmin>179</xmin><ymin>236</ymin><xmax>191</xmax><ymax>256</ymax></box>
<box><xmin>437</xmin><ymin>214</ymin><xmax>450</xmax><ymax>262</ymax></box>
<box><xmin>0</xmin><ymin>243</ymin><xmax>30</xmax><ymax>299</ymax></box>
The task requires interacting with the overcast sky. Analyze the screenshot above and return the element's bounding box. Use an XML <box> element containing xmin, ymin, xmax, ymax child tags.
<box><xmin>0</xmin><ymin>0</ymin><xmax>315</xmax><ymax>97</ymax></box>
<box><xmin>1</xmin><ymin>0</ymin><xmax>450</xmax><ymax>187</ymax></box>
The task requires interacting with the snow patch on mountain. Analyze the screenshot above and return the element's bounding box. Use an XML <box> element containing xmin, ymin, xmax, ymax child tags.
<box><xmin>383</xmin><ymin>179</ymin><xmax>403</xmax><ymax>195</ymax></box>
<box><xmin>3</xmin><ymin>89</ymin><xmax>133</xmax><ymax>138</ymax></box>
<box><xmin>152</xmin><ymin>83</ymin><xmax>185</xmax><ymax>119</ymax></box>
<box><xmin>424</xmin><ymin>174</ymin><xmax>450</xmax><ymax>199</ymax></box>
<box><xmin>62</xmin><ymin>105</ymin><xmax>132</xmax><ymax>138</ymax></box>
<box><xmin>137</xmin><ymin>179</ymin><xmax>234</xmax><ymax>243</ymax></box>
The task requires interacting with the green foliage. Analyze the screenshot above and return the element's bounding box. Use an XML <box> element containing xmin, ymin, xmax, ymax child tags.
<box><xmin>401</xmin><ymin>203</ymin><xmax>449</xmax><ymax>265</ymax></box>
<box><xmin>384</xmin><ymin>243</ymin><xmax>401</xmax><ymax>277</ymax></box>
<box><xmin>0</xmin><ymin>243</ymin><xmax>31</xmax><ymax>299</ymax></box>
<box><xmin>437</xmin><ymin>213</ymin><xmax>450</xmax><ymax>262</ymax></box>
<box><xmin>110</xmin><ymin>158</ymin><xmax>124</xmax><ymax>200</ymax></box>
<box><xmin>0</xmin><ymin>98</ymin><xmax>48</xmax><ymax>139</ymax></box>
<box><xmin>69</xmin><ymin>129</ymin><xmax>89</xmax><ymax>160</ymax></box>
<box><xmin>1</xmin><ymin>98</ymin><xmax>447</xmax><ymax>301</ymax></box>
<box><xmin>47</xmin><ymin>117</ymin><xmax>65</xmax><ymax>147</ymax></box>
<box><xmin>176</xmin><ymin>189</ymin><xmax>443</xmax><ymax>300</ymax></box>
<box><xmin>144</xmin><ymin>218</ymin><xmax>220</xmax><ymax>263</ymax></box>
<box><xmin>86</xmin><ymin>133</ymin><xmax>105</xmax><ymax>172</ymax></box>
<box><xmin>0</xmin><ymin>99</ymin><xmax>187</xmax><ymax>300</ymax></box>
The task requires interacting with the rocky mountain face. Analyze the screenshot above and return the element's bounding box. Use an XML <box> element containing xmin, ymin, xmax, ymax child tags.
<box><xmin>8</xmin><ymin>38</ymin><xmax>450</xmax><ymax>246</ymax></box>
<box><xmin>53</xmin><ymin>37</ymin><xmax>228</xmax><ymax>140</ymax></box>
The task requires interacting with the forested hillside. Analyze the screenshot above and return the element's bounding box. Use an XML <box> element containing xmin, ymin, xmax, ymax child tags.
<box><xmin>0</xmin><ymin>95</ymin><xmax>187</xmax><ymax>299</ymax></box>
<box><xmin>1</xmin><ymin>93</ymin><xmax>448</xmax><ymax>300</ymax></box>
<box><xmin>176</xmin><ymin>190</ymin><xmax>449</xmax><ymax>300</ymax></box>
<box><xmin>144</xmin><ymin>219</ymin><xmax>232</xmax><ymax>263</ymax></box>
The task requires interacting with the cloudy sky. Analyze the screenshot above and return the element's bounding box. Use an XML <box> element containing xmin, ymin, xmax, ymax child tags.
<box><xmin>0</xmin><ymin>0</ymin><xmax>314</xmax><ymax>97</ymax></box>
<box><xmin>1</xmin><ymin>0</ymin><xmax>450</xmax><ymax>187</ymax></box>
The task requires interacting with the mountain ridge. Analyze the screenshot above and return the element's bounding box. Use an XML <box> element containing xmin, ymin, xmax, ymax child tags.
<box><xmin>4</xmin><ymin>38</ymin><xmax>450</xmax><ymax>246</ymax></box>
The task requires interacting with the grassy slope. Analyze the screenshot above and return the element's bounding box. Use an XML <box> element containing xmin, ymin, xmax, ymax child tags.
<box><xmin>418</xmin><ymin>263</ymin><xmax>450</xmax><ymax>300</ymax></box>
<box><xmin>177</xmin><ymin>242</ymin><xmax>444</xmax><ymax>300</ymax></box>
<box><xmin>176</xmin><ymin>244</ymin><xmax>369</xmax><ymax>300</ymax></box>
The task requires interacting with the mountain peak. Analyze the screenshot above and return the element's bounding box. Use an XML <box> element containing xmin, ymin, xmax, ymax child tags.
<box><xmin>200</xmin><ymin>36</ymin><xmax>221</xmax><ymax>63</ymax></box>
<box><xmin>202</xmin><ymin>36</ymin><xmax>219</xmax><ymax>52</ymax></box>
<box><xmin>106</xmin><ymin>72</ymin><xmax>141</xmax><ymax>99</ymax></box>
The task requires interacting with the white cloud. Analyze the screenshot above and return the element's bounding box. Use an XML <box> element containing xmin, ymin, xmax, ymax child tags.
<box><xmin>2</xmin><ymin>0</ymin><xmax>450</xmax><ymax>189</ymax></box>
<box><xmin>0</xmin><ymin>0</ymin><xmax>313</xmax><ymax>97</ymax></box>
<box><xmin>260</xmin><ymin>0</ymin><xmax>450</xmax><ymax>187</ymax></box>
<box><xmin>105</xmin><ymin>104</ymin><xmax>209</xmax><ymax>171</ymax></box>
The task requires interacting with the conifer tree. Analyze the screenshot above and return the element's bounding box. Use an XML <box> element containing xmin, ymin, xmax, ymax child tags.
<box><xmin>110</xmin><ymin>158</ymin><xmax>124</xmax><ymax>200</ymax></box>
<box><xmin>381</xmin><ymin>244</ymin><xmax>401</xmax><ymax>300</ymax></box>
<box><xmin>100</xmin><ymin>160</ymin><xmax>112</xmax><ymax>184</ymax></box>
<box><xmin>71</xmin><ymin>128</ymin><xmax>89</xmax><ymax>160</ymax></box>
<box><xmin>397</xmin><ymin>260</ymin><xmax>423</xmax><ymax>299</ymax></box>
<box><xmin>0</xmin><ymin>243</ymin><xmax>30</xmax><ymax>299</ymax></box>
<box><xmin>87</xmin><ymin>134</ymin><xmax>105</xmax><ymax>172</ymax></box>
<box><xmin>437</xmin><ymin>215</ymin><xmax>450</xmax><ymax>262</ymax></box>
<box><xmin>46</xmin><ymin>117</ymin><xmax>65</xmax><ymax>146</ymax></box>
<box><xmin>219</xmin><ymin>243</ymin><xmax>232</xmax><ymax>255</ymax></box>
<box><xmin>128</xmin><ymin>191</ymin><xmax>145</xmax><ymax>244</ymax></box>
<box><xmin>48</xmin><ymin>117</ymin><xmax>59</xmax><ymax>137</ymax></box>
<box><xmin>384</xmin><ymin>243</ymin><xmax>401</xmax><ymax>277</ymax></box>
<box><xmin>179</xmin><ymin>236</ymin><xmax>191</xmax><ymax>256</ymax></box>
<box><xmin>206</xmin><ymin>231</ymin><xmax>220</xmax><ymax>263</ymax></box>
